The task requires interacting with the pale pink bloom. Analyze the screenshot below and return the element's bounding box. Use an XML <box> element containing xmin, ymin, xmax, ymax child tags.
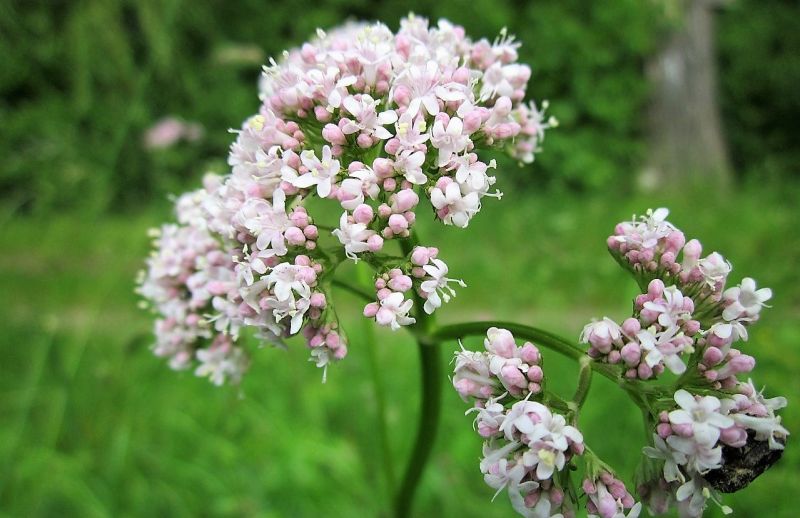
<box><xmin>375</xmin><ymin>291</ymin><xmax>415</xmax><ymax>330</ymax></box>
<box><xmin>430</xmin><ymin>181</ymin><xmax>480</xmax><ymax>227</ymax></box>
<box><xmin>394</xmin><ymin>149</ymin><xmax>427</xmax><ymax>185</ymax></box>
<box><xmin>431</xmin><ymin>116</ymin><xmax>470</xmax><ymax>166</ymax></box>
<box><xmin>286</xmin><ymin>146</ymin><xmax>340</xmax><ymax>198</ymax></box>
<box><xmin>332</xmin><ymin>212</ymin><xmax>375</xmax><ymax>261</ymax></box>
<box><xmin>420</xmin><ymin>258</ymin><xmax>466</xmax><ymax>314</ymax></box>
<box><xmin>341</xmin><ymin>94</ymin><xmax>398</xmax><ymax>139</ymax></box>
<box><xmin>637</xmin><ymin>326</ymin><xmax>687</xmax><ymax>375</ymax></box>
<box><xmin>722</xmin><ymin>277</ymin><xmax>772</xmax><ymax>321</ymax></box>
<box><xmin>669</xmin><ymin>390</ymin><xmax>734</xmax><ymax>446</ymax></box>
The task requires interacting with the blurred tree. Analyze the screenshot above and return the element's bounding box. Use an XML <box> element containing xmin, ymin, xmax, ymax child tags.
<box><xmin>643</xmin><ymin>0</ymin><xmax>732</xmax><ymax>190</ymax></box>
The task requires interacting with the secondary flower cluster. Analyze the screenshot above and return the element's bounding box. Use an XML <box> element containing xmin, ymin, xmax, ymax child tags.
<box><xmin>137</xmin><ymin>189</ymin><xmax>248</xmax><ymax>385</ymax></box>
<box><xmin>582</xmin><ymin>208</ymin><xmax>770</xmax><ymax>382</ymax></box>
<box><xmin>454</xmin><ymin>328</ymin><xmax>596</xmax><ymax>517</ymax></box>
<box><xmin>138</xmin><ymin>15</ymin><xmax>552</xmax><ymax>383</ymax></box>
<box><xmin>578</xmin><ymin>208</ymin><xmax>787</xmax><ymax>516</ymax></box>
<box><xmin>640</xmin><ymin>382</ymin><xmax>788</xmax><ymax>516</ymax></box>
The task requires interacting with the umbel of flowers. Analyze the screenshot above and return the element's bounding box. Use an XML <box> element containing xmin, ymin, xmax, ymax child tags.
<box><xmin>137</xmin><ymin>14</ymin><xmax>788</xmax><ymax>518</ymax></box>
<box><xmin>452</xmin><ymin>209</ymin><xmax>787</xmax><ymax>517</ymax></box>
<box><xmin>137</xmin><ymin>14</ymin><xmax>554</xmax><ymax>383</ymax></box>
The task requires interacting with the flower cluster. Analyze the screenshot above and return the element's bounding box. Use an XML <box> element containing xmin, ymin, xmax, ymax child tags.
<box><xmin>640</xmin><ymin>383</ymin><xmax>788</xmax><ymax>516</ymax></box>
<box><xmin>582</xmin><ymin>208</ymin><xmax>788</xmax><ymax>516</ymax></box>
<box><xmin>582</xmin><ymin>208</ymin><xmax>770</xmax><ymax>382</ymax></box>
<box><xmin>136</xmin><ymin>188</ymin><xmax>248</xmax><ymax>385</ymax></box>
<box><xmin>139</xmin><ymin>15</ymin><xmax>553</xmax><ymax>383</ymax></box>
<box><xmin>454</xmin><ymin>328</ymin><xmax>589</xmax><ymax>517</ymax></box>
<box><xmin>583</xmin><ymin>472</ymin><xmax>640</xmax><ymax>518</ymax></box>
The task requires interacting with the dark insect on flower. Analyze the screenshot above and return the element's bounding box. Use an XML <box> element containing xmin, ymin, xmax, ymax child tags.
<box><xmin>704</xmin><ymin>433</ymin><xmax>786</xmax><ymax>493</ymax></box>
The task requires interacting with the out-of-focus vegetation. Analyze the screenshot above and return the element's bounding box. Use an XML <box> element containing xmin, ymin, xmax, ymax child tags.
<box><xmin>1</xmin><ymin>0</ymin><xmax>797</xmax><ymax>214</ymax></box>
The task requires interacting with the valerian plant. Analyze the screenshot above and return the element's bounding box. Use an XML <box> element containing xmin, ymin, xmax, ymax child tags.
<box><xmin>137</xmin><ymin>14</ymin><xmax>787</xmax><ymax>518</ymax></box>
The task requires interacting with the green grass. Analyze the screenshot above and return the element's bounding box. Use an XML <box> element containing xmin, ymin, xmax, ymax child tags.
<box><xmin>1</xmin><ymin>184</ymin><xmax>798</xmax><ymax>517</ymax></box>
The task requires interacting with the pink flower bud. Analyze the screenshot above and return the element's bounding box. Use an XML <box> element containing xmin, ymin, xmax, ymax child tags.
<box><xmin>463</xmin><ymin>110</ymin><xmax>483</xmax><ymax>133</ymax></box>
<box><xmin>357</xmin><ymin>133</ymin><xmax>373</xmax><ymax>148</ymax></box>
<box><xmin>303</xmin><ymin>225</ymin><xmax>318</xmax><ymax>240</ymax></box>
<box><xmin>383</xmin><ymin>177</ymin><xmax>397</xmax><ymax>192</ymax></box>
<box><xmin>621</xmin><ymin>318</ymin><xmax>641</xmax><ymax>337</ymax></box>
<box><xmin>310</xmin><ymin>292</ymin><xmax>326</xmax><ymax>308</ymax></box>
<box><xmin>647</xmin><ymin>279</ymin><xmax>665</xmax><ymax>297</ymax></box>
<box><xmin>388</xmin><ymin>274</ymin><xmax>413</xmax><ymax>292</ymax></box>
<box><xmin>620</xmin><ymin>342</ymin><xmax>641</xmax><ymax>366</ymax></box>
<box><xmin>527</xmin><ymin>365</ymin><xmax>543</xmax><ymax>383</ymax></box>
<box><xmin>372</xmin><ymin>158</ymin><xmax>394</xmax><ymax>178</ymax></box>
<box><xmin>411</xmin><ymin>246</ymin><xmax>430</xmax><ymax>266</ymax></box>
<box><xmin>390</xmin><ymin>189</ymin><xmax>419</xmax><ymax>213</ymax></box>
<box><xmin>376</xmin><ymin>288</ymin><xmax>392</xmax><ymax>300</ymax></box>
<box><xmin>314</xmin><ymin>105</ymin><xmax>331</xmax><ymax>122</ymax></box>
<box><xmin>519</xmin><ymin>343</ymin><xmax>540</xmax><ymax>364</ymax></box>
<box><xmin>284</xmin><ymin>226</ymin><xmax>306</xmax><ymax>246</ymax></box>
<box><xmin>388</xmin><ymin>214</ymin><xmax>408</xmax><ymax>233</ymax></box>
<box><xmin>378</xmin><ymin>204</ymin><xmax>392</xmax><ymax>218</ymax></box>
<box><xmin>367</xmin><ymin>234</ymin><xmax>384</xmax><ymax>252</ymax></box>
<box><xmin>322</xmin><ymin>123</ymin><xmax>346</xmax><ymax>145</ymax></box>
<box><xmin>353</xmin><ymin>204</ymin><xmax>374</xmax><ymax>224</ymax></box>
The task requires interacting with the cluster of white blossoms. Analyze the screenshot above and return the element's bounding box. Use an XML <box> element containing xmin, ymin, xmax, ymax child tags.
<box><xmin>583</xmin><ymin>208</ymin><xmax>771</xmax><ymax>383</ymax></box>
<box><xmin>580</xmin><ymin>209</ymin><xmax>788</xmax><ymax>516</ymax></box>
<box><xmin>137</xmin><ymin>189</ymin><xmax>249</xmax><ymax>385</ymax></box>
<box><xmin>454</xmin><ymin>328</ymin><xmax>598</xmax><ymax>518</ymax></box>
<box><xmin>138</xmin><ymin>15</ymin><xmax>553</xmax><ymax>383</ymax></box>
<box><xmin>640</xmin><ymin>383</ymin><xmax>788</xmax><ymax>517</ymax></box>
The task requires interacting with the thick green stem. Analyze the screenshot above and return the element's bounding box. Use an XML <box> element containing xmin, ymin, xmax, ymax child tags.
<box><xmin>392</xmin><ymin>339</ymin><xmax>441</xmax><ymax>518</ymax></box>
<box><xmin>355</xmin><ymin>266</ymin><xmax>397</xmax><ymax>496</ymax></box>
<box><xmin>393</xmin><ymin>232</ymin><xmax>443</xmax><ymax>517</ymax></box>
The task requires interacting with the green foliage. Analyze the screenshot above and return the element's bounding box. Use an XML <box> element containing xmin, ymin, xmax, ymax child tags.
<box><xmin>718</xmin><ymin>0</ymin><xmax>800</xmax><ymax>180</ymax></box>
<box><xmin>0</xmin><ymin>0</ymin><xmax>663</xmax><ymax>214</ymax></box>
<box><xmin>1</xmin><ymin>185</ymin><xmax>799</xmax><ymax>516</ymax></box>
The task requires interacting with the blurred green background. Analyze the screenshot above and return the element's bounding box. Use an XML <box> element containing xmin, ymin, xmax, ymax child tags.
<box><xmin>1</xmin><ymin>1</ymin><xmax>798</xmax><ymax>517</ymax></box>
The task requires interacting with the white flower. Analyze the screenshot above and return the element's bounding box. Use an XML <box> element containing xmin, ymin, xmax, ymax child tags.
<box><xmin>722</xmin><ymin>277</ymin><xmax>772</xmax><ymax>321</ymax></box>
<box><xmin>454</xmin><ymin>157</ymin><xmax>496</xmax><ymax>192</ymax></box>
<box><xmin>194</xmin><ymin>343</ymin><xmax>248</xmax><ymax>386</ymax></box>
<box><xmin>394</xmin><ymin>110</ymin><xmax>430</xmax><ymax>150</ymax></box>
<box><xmin>644</xmin><ymin>285</ymin><xmax>691</xmax><ymax>327</ymax></box>
<box><xmin>613</xmin><ymin>208</ymin><xmax>673</xmax><ymax>250</ymax></box>
<box><xmin>643</xmin><ymin>433</ymin><xmax>686</xmax><ymax>483</ymax></box>
<box><xmin>234</xmin><ymin>189</ymin><xmax>290</xmax><ymax>255</ymax></box>
<box><xmin>375</xmin><ymin>292</ymin><xmax>416</xmax><ymax>330</ymax></box>
<box><xmin>669</xmin><ymin>389</ymin><xmax>734</xmax><ymax>446</ymax></box>
<box><xmin>286</xmin><ymin>145</ymin><xmax>339</xmax><ymax>198</ymax></box>
<box><xmin>266</xmin><ymin>263</ymin><xmax>311</xmax><ymax>302</ymax></box>
<box><xmin>431</xmin><ymin>116</ymin><xmax>470</xmax><ymax>166</ymax></box>
<box><xmin>698</xmin><ymin>252</ymin><xmax>731</xmax><ymax>289</ymax></box>
<box><xmin>637</xmin><ymin>326</ymin><xmax>687</xmax><ymax>374</ymax></box>
<box><xmin>420</xmin><ymin>258</ymin><xmax>466</xmax><ymax>314</ymax></box>
<box><xmin>394</xmin><ymin>149</ymin><xmax>427</xmax><ymax>185</ymax></box>
<box><xmin>580</xmin><ymin>317</ymin><xmax>622</xmax><ymax>350</ymax></box>
<box><xmin>430</xmin><ymin>182</ymin><xmax>481</xmax><ymax>228</ymax></box>
<box><xmin>332</xmin><ymin>212</ymin><xmax>375</xmax><ymax>261</ymax></box>
<box><xmin>341</xmin><ymin>94</ymin><xmax>398</xmax><ymax>139</ymax></box>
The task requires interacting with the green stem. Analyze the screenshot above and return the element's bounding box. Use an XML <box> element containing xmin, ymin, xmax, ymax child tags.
<box><xmin>571</xmin><ymin>356</ymin><xmax>594</xmax><ymax>410</ymax></box>
<box><xmin>392</xmin><ymin>338</ymin><xmax>441</xmax><ymax>518</ymax></box>
<box><xmin>431</xmin><ymin>321</ymin><xmax>621</xmax><ymax>382</ymax></box>
<box><xmin>393</xmin><ymin>232</ymin><xmax>442</xmax><ymax>518</ymax></box>
<box><xmin>356</xmin><ymin>266</ymin><xmax>397</xmax><ymax>495</ymax></box>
